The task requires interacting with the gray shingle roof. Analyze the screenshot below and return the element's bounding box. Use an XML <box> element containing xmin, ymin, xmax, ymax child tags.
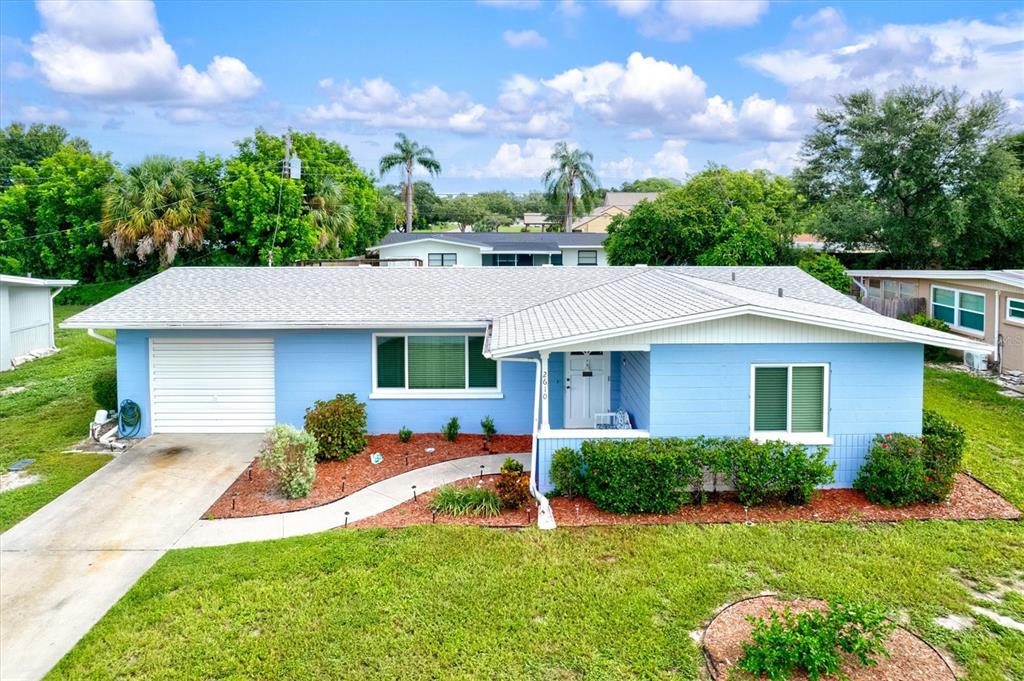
<box><xmin>375</xmin><ymin>231</ymin><xmax>606</xmax><ymax>252</ymax></box>
<box><xmin>61</xmin><ymin>265</ymin><xmax>993</xmax><ymax>356</ymax></box>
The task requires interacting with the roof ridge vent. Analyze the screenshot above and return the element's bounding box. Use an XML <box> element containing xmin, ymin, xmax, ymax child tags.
<box><xmin>731</xmin><ymin>271</ymin><xmax>736</xmax><ymax>281</ymax></box>
<box><xmin>778</xmin><ymin>287</ymin><xmax>784</xmax><ymax>297</ymax></box>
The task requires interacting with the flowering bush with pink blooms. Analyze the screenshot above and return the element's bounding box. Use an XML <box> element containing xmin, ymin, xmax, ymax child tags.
<box><xmin>854</xmin><ymin>411</ymin><xmax>965</xmax><ymax>506</ymax></box>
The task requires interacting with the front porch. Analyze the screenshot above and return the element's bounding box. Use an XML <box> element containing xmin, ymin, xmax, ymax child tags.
<box><xmin>534</xmin><ymin>349</ymin><xmax>651</xmax><ymax>493</ymax></box>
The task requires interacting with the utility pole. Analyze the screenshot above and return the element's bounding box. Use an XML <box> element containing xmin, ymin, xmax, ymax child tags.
<box><xmin>267</xmin><ymin>131</ymin><xmax>293</xmax><ymax>267</ymax></box>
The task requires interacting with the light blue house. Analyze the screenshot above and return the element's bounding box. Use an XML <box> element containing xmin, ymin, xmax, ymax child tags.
<box><xmin>63</xmin><ymin>266</ymin><xmax>989</xmax><ymax>523</ymax></box>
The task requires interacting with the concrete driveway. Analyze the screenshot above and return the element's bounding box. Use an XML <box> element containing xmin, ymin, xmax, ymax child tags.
<box><xmin>0</xmin><ymin>434</ymin><xmax>258</xmax><ymax>681</ymax></box>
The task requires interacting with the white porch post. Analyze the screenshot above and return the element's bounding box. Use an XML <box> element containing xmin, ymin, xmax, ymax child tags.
<box><xmin>540</xmin><ymin>351</ymin><xmax>550</xmax><ymax>432</ymax></box>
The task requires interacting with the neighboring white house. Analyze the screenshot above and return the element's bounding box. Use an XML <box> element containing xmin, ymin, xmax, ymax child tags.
<box><xmin>0</xmin><ymin>274</ymin><xmax>77</xmax><ymax>371</ymax></box>
<box><xmin>369</xmin><ymin>232</ymin><xmax>609</xmax><ymax>267</ymax></box>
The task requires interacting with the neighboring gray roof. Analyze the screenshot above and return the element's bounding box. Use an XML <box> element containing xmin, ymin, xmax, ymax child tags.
<box><xmin>847</xmin><ymin>269</ymin><xmax>1024</xmax><ymax>290</ymax></box>
<box><xmin>603</xmin><ymin>192</ymin><xmax>661</xmax><ymax>208</ymax></box>
<box><xmin>373</xmin><ymin>231</ymin><xmax>606</xmax><ymax>253</ymax></box>
<box><xmin>0</xmin><ymin>274</ymin><xmax>77</xmax><ymax>288</ymax></box>
<box><xmin>62</xmin><ymin>266</ymin><xmax>993</xmax><ymax>358</ymax></box>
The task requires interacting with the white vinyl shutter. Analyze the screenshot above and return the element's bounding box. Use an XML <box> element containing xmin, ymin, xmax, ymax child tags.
<box><xmin>150</xmin><ymin>338</ymin><xmax>275</xmax><ymax>433</ymax></box>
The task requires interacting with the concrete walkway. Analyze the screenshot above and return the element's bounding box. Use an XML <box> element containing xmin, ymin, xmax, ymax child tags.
<box><xmin>0</xmin><ymin>434</ymin><xmax>258</xmax><ymax>681</ymax></box>
<box><xmin>176</xmin><ymin>452</ymin><xmax>531</xmax><ymax>548</ymax></box>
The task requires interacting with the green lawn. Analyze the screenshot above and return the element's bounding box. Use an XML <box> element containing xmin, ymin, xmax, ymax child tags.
<box><xmin>925</xmin><ymin>367</ymin><xmax>1024</xmax><ymax>509</ymax></box>
<box><xmin>49</xmin><ymin>367</ymin><xmax>1024</xmax><ymax>680</ymax></box>
<box><xmin>0</xmin><ymin>306</ymin><xmax>113</xmax><ymax>531</ymax></box>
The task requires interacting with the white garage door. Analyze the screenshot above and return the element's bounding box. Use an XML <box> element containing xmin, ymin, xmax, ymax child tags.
<box><xmin>150</xmin><ymin>338</ymin><xmax>275</xmax><ymax>433</ymax></box>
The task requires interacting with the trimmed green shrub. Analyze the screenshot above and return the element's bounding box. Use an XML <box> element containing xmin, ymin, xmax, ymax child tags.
<box><xmin>91</xmin><ymin>368</ymin><xmax>118</xmax><ymax>411</ymax></box>
<box><xmin>855</xmin><ymin>414</ymin><xmax>964</xmax><ymax>505</ymax></box>
<box><xmin>798</xmin><ymin>253</ymin><xmax>851</xmax><ymax>292</ymax></box>
<box><xmin>259</xmin><ymin>425</ymin><xmax>318</xmax><ymax>499</ymax></box>
<box><xmin>480</xmin><ymin>416</ymin><xmax>496</xmax><ymax>442</ymax></box>
<box><xmin>550</xmin><ymin>447</ymin><xmax>584</xmax><ymax>499</ymax></box>
<box><xmin>303</xmin><ymin>393</ymin><xmax>367</xmax><ymax>461</ymax></box>
<box><xmin>729</xmin><ymin>439</ymin><xmax>835</xmax><ymax>506</ymax></box>
<box><xmin>582</xmin><ymin>438</ymin><xmax>704</xmax><ymax>514</ymax></box>
<box><xmin>501</xmin><ymin>457</ymin><xmax>524</xmax><ymax>475</ymax></box>
<box><xmin>398</xmin><ymin>426</ymin><xmax>412</xmax><ymax>443</ymax></box>
<box><xmin>738</xmin><ymin>600</ymin><xmax>893</xmax><ymax>681</ymax></box>
<box><xmin>430</xmin><ymin>486</ymin><xmax>501</xmax><ymax>517</ymax></box>
<box><xmin>442</xmin><ymin>416</ymin><xmax>460</xmax><ymax>442</ymax></box>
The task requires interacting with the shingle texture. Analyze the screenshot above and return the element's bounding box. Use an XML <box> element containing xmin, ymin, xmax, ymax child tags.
<box><xmin>62</xmin><ymin>265</ymin><xmax>992</xmax><ymax>355</ymax></box>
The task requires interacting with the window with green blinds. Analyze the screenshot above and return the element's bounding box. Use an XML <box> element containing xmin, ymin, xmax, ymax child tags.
<box><xmin>408</xmin><ymin>336</ymin><xmax>465</xmax><ymax>389</ymax></box>
<box><xmin>791</xmin><ymin>366</ymin><xmax>824</xmax><ymax>433</ymax></box>
<box><xmin>753</xmin><ymin>365</ymin><xmax>827</xmax><ymax>435</ymax></box>
<box><xmin>376</xmin><ymin>337</ymin><xmax>405</xmax><ymax>388</ymax></box>
<box><xmin>754</xmin><ymin>367</ymin><xmax>788</xmax><ymax>431</ymax></box>
<box><xmin>467</xmin><ymin>336</ymin><xmax>498</xmax><ymax>388</ymax></box>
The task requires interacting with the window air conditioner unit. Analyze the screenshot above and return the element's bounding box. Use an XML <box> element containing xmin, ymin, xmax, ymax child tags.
<box><xmin>964</xmin><ymin>352</ymin><xmax>988</xmax><ymax>372</ymax></box>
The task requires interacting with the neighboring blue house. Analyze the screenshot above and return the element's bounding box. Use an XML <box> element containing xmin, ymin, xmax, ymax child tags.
<box><xmin>63</xmin><ymin>266</ymin><xmax>990</xmax><ymax>520</ymax></box>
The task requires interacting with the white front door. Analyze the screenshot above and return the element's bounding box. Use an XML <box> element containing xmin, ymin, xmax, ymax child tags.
<box><xmin>564</xmin><ymin>352</ymin><xmax>610</xmax><ymax>428</ymax></box>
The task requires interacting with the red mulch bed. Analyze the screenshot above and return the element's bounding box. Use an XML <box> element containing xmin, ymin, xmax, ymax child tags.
<box><xmin>350</xmin><ymin>474</ymin><xmax>534</xmax><ymax>529</ymax></box>
<box><xmin>703</xmin><ymin>595</ymin><xmax>955</xmax><ymax>680</ymax></box>
<box><xmin>351</xmin><ymin>472</ymin><xmax>1018</xmax><ymax>529</ymax></box>
<box><xmin>206</xmin><ymin>433</ymin><xmax>532</xmax><ymax>519</ymax></box>
<box><xmin>550</xmin><ymin>473</ymin><xmax>1020</xmax><ymax>526</ymax></box>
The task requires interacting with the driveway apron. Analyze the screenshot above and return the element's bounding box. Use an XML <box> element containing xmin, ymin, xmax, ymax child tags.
<box><xmin>0</xmin><ymin>434</ymin><xmax>258</xmax><ymax>681</ymax></box>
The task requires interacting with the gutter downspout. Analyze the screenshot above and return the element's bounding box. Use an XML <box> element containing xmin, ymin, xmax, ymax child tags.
<box><xmin>48</xmin><ymin>287</ymin><xmax>63</xmax><ymax>349</ymax></box>
<box><xmin>850</xmin><ymin>276</ymin><xmax>867</xmax><ymax>298</ymax></box>
<box><xmin>484</xmin><ymin>326</ymin><xmax>555</xmax><ymax>529</ymax></box>
<box><xmin>87</xmin><ymin>328</ymin><xmax>116</xmax><ymax>346</ymax></box>
<box><xmin>994</xmin><ymin>290</ymin><xmax>1001</xmax><ymax>369</ymax></box>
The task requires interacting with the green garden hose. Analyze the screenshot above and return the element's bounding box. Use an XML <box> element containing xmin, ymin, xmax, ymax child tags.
<box><xmin>118</xmin><ymin>399</ymin><xmax>142</xmax><ymax>437</ymax></box>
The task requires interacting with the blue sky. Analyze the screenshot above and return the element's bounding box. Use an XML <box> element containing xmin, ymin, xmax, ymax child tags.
<box><xmin>2</xmin><ymin>0</ymin><xmax>1022</xmax><ymax>192</ymax></box>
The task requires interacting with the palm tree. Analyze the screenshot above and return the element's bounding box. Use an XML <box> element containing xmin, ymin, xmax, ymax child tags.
<box><xmin>378</xmin><ymin>133</ymin><xmax>441</xmax><ymax>232</ymax></box>
<box><xmin>307</xmin><ymin>177</ymin><xmax>354</xmax><ymax>253</ymax></box>
<box><xmin>542</xmin><ymin>142</ymin><xmax>600</xmax><ymax>232</ymax></box>
<box><xmin>103</xmin><ymin>156</ymin><xmax>210</xmax><ymax>266</ymax></box>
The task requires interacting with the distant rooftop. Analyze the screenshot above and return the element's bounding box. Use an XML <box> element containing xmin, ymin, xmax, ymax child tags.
<box><xmin>603</xmin><ymin>192</ymin><xmax>661</xmax><ymax>208</ymax></box>
<box><xmin>373</xmin><ymin>231</ymin><xmax>606</xmax><ymax>253</ymax></box>
<box><xmin>846</xmin><ymin>269</ymin><xmax>1024</xmax><ymax>289</ymax></box>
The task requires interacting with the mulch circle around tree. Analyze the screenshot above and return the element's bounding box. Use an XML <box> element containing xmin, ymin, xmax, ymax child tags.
<box><xmin>206</xmin><ymin>433</ymin><xmax>532</xmax><ymax>519</ymax></box>
<box><xmin>702</xmin><ymin>595</ymin><xmax>956</xmax><ymax>681</ymax></box>
<box><xmin>349</xmin><ymin>474</ymin><xmax>534</xmax><ymax>529</ymax></box>
<box><xmin>548</xmin><ymin>473</ymin><xmax>1019</xmax><ymax>527</ymax></box>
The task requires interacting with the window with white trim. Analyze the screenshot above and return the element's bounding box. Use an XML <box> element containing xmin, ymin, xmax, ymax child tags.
<box><xmin>428</xmin><ymin>253</ymin><xmax>457</xmax><ymax>267</ymax></box>
<box><xmin>577</xmin><ymin>250</ymin><xmax>598</xmax><ymax>266</ymax></box>
<box><xmin>931</xmin><ymin>286</ymin><xmax>984</xmax><ymax>333</ymax></box>
<box><xmin>751</xmin><ymin>364</ymin><xmax>828</xmax><ymax>437</ymax></box>
<box><xmin>374</xmin><ymin>335</ymin><xmax>498</xmax><ymax>392</ymax></box>
<box><xmin>1008</xmin><ymin>297</ymin><xmax>1024</xmax><ymax>322</ymax></box>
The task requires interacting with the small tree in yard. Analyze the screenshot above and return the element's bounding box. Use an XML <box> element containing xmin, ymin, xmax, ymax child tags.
<box><xmin>799</xmin><ymin>253</ymin><xmax>851</xmax><ymax>292</ymax></box>
<box><xmin>259</xmin><ymin>425</ymin><xmax>318</xmax><ymax>499</ymax></box>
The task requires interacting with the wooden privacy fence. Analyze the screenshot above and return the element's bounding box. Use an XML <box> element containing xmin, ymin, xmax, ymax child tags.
<box><xmin>859</xmin><ymin>296</ymin><xmax>926</xmax><ymax>318</ymax></box>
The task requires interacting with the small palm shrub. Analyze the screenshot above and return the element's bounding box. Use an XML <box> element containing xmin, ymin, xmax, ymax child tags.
<box><xmin>501</xmin><ymin>457</ymin><xmax>524</xmax><ymax>474</ymax></box>
<box><xmin>855</xmin><ymin>412</ymin><xmax>965</xmax><ymax>505</ymax></box>
<box><xmin>738</xmin><ymin>600</ymin><xmax>893</xmax><ymax>681</ymax></box>
<box><xmin>480</xmin><ymin>416</ymin><xmax>496</xmax><ymax>442</ymax></box>
<box><xmin>398</xmin><ymin>426</ymin><xmax>413</xmax><ymax>443</ymax></box>
<box><xmin>92</xmin><ymin>369</ymin><xmax>118</xmax><ymax>411</ymax></box>
<box><xmin>430</xmin><ymin>486</ymin><xmax>501</xmax><ymax>517</ymax></box>
<box><xmin>259</xmin><ymin>425</ymin><xmax>318</xmax><ymax>499</ymax></box>
<box><xmin>442</xmin><ymin>416</ymin><xmax>460</xmax><ymax>442</ymax></box>
<box><xmin>550</xmin><ymin>447</ymin><xmax>584</xmax><ymax>499</ymax></box>
<box><xmin>304</xmin><ymin>393</ymin><xmax>367</xmax><ymax>461</ymax></box>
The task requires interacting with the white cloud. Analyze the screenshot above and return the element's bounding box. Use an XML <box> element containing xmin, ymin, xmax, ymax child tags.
<box><xmin>544</xmin><ymin>52</ymin><xmax>707</xmax><ymax>125</ymax></box>
<box><xmin>601</xmin><ymin>140</ymin><xmax>690</xmax><ymax>179</ymax></box>
<box><xmin>746</xmin><ymin>17</ymin><xmax>1024</xmax><ymax>105</ymax></box>
<box><xmin>502</xmin><ymin>29</ymin><xmax>547</xmax><ymax>49</ymax></box>
<box><xmin>792</xmin><ymin>7</ymin><xmax>847</xmax><ymax>47</ymax></box>
<box><xmin>19</xmin><ymin>104</ymin><xmax>72</xmax><ymax>123</ymax></box>
<box><xmin>609</xmin><ymin>0</ymin><xmax>769</xmax><ymax>40</ymax></box>
<box><xmin>30</xmin><ymin>0</ymin><xmax>261</xmax><ymax>105</ymax></box>
<box><xmin>557</xmin><ymin>0</ymin><xmax>584</xmax><ymax>17</ymax></box>
<box><xmin>471</xmin><ymin>139</ymin><xmax>557</xmax><ymax>178</ymax></box>
<box><xmin>5</xmin><ymin>61</ymin><xmax>33</xmax><ymax>80</ymax></box>
<box><xmin>743</xmin><ymin>140</ymin><xmax>803</xmax><ymax>174</ymax></box>
<box><xmin>627</xmin><ymin>128</ymin><xmax>654</xmax><ymax>140</ymax></box>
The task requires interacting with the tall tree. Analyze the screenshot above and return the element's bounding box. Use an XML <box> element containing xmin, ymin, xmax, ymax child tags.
<box><xmin>1</xmin><ymin>122</ymin><xmax>87</xmax><ymax>183</ymax></box>
<box><xmin>307</xmin><ymin>177</ymin><xmax>355</xmax><ymax>254</ymax></box>
<box><xmin>542</xmin><ymin>142</ymin><xmax>600</xmax><ymax>232</ymax></box>
<box><xmin>618</xmin><ymin>177</ymin><xmax>679</xmax><ymax>192</ymax></box>
<box><xmin>103</xmin><ymin>156</ymin><xmax>211</xmax><ymax>267</ymax></box>
<box><xmin>378</xmin><ymin>133</ymin><xmax>441</xmax><ymax>233</ymax></box>
<box><xmin>605</xmin><ymin>166</ymin><xmax>799</xmax><ymax>266</ymax></box>
<box><xmin>796</xmin><ymin>86</ymin><xmax>1020</xmax><ymax>268</ymax></box>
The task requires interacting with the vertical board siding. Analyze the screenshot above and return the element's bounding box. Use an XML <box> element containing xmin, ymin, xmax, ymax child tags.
<box><xmin>618</xmin><ymin>351</ymin><xmax>651</xmax><ymax>429</ymax></box>
<box><xmin>547</xmin><ymin>352</ymin><xmax>565</xmax><ymax>430</ymax></box>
